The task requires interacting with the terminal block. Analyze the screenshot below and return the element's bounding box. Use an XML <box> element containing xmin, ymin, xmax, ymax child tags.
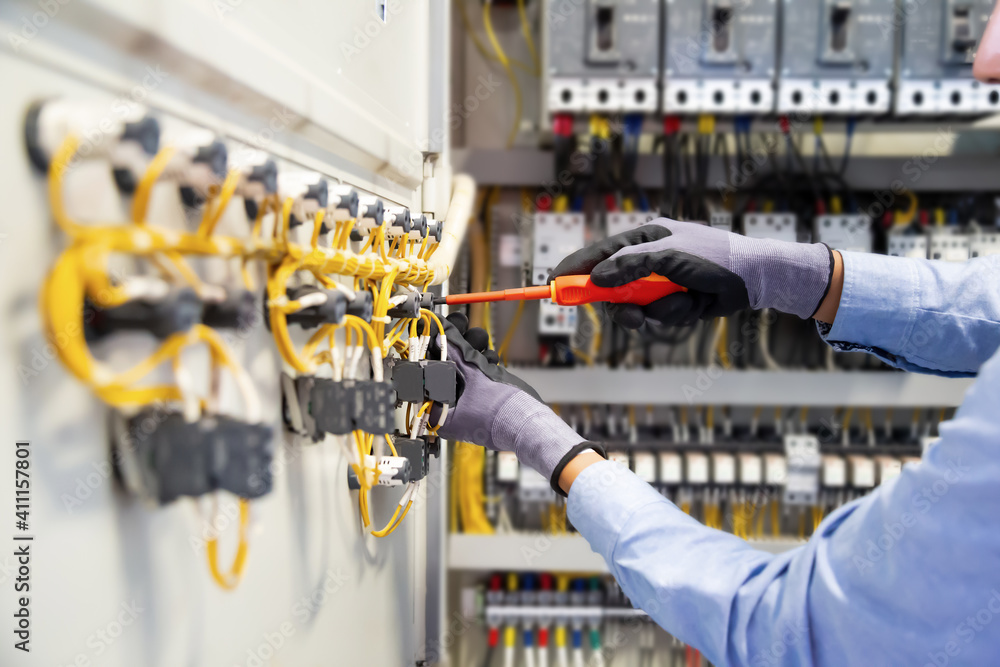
<box><xmin>327</xmin><ymin>185</ymin><xmax>360</xmax><ymax>228</ymax></box>
<box><xmin>389</xmin><ymin>359</ymin><xmax>459</xmax><ymax>404</ymax></box>
<box><xmin>113</xmin><ymin>408</ymin><xmax>273</xmax><ymax>505</ymax></box>
<box><xmin>159</xmin><ymin>127</ymin><xmax>227</xmax><ymax>206</ymax></box>
<box><xmin>279</xmin><ymin>172</ymin><xmax>329</xmax><ymax>228</ymax></box>
<box><xmin>237</xmin><ymin>154</ymin><xmax>279</xmax><ymax>220</ymax></box>
<box><xmin>309</xmin><ymin>378</ymin><xmax>396</xmax><ymax>436</ymax></box>
<box><xmin>24</xmin><ymin>99</ymin><xmax>161</xmax><ymax>192</ymax></box>
<box><xmin>85</xmin><ymin>286</ymin><xmax>201</xmax><ymax>340</ymax></box>
<box><xmin>352</xmin><ymin>196</ymin><xmax>385</xmax><ymax>240</ymax></box>
<box><xmin>393</xmin><ymin>435</ymin><xmax>432</xmax><ymax>481</ymax></box>
<box><xmin>384</xmin><ymin>206</ymin><xmax>412</xmax><ymax>239</ymax></box>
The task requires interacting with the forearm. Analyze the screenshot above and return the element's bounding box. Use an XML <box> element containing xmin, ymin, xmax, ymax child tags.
<box><xmin>816</xmin><ymin>252</ymin><xmax>1000</xmax><ymax>376</ymax></box>
<box><xmin>566</xmin><ymin>462</ymin><xmax>794</xmax><ymax>666</ymax></box>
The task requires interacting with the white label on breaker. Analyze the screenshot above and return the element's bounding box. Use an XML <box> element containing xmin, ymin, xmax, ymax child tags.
<box><xmin>633</xmin><ymin>452</ymin><xmax>656</xmax><ymax>482</ymax></box>
<box><xmin>608</xmin><ymin>451</ymin><xmax>630</xmax><ymax>469</ymax></box>
<box><xmin>659</xmin><ymin>452</ymin><xmax>683</xmax><ymax>484</ymax></box>
<box><xmin>849</xmin><ymin>456</ymin><xmax>875</xmax><ymax>488</ymax></box>
<box><xmin>685</xmin><ymin>452</ymin><xmax>709</xmax><ymax>484</ymax></box>
<box><xmin>497</xmin><ymin>451</ymin><xmax>519</xmax><ymax>482</ymax></box>
<box><xmin>764</xmin><ymin>454</ymin><xmax>787</xmax><ymax>485</ymax></box>
<box><xmin>711</xmin><ymin>453</ymin><xmax>736</xmax><ymax>485</ymax></box>
<box><xmin>738</xmin><ymin>454</ymin><xmax>762</xmax><ymax>485</ymax></box>
<box><xmin>499</xmin><ymin>234</ymin><xmax>522</xmax><ymax>267</ymax></box>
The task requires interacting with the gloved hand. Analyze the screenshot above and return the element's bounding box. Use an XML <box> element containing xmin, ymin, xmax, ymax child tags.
<box><xmin>430</xmin><ymin>312</ymin><xmax>604</xmax><ymax>494</ymax></box>
<box><xmin>550</xmin><ymin>219</ymin><xmax>834</xmax><ymax>329</ymax></box>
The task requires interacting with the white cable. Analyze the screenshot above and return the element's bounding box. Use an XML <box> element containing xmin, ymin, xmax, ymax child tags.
<box><xmin>295</xmin><ymin>291</ymin><xmax>329</xmax><ymax>309</ymax></box>
<box><xmin>371</xmin><ymin>346</ymin><xmax>384</xmax><ymax>382</ymax></box>
<box><xmin>539</xmin><ymin>646</ymin><xmax>549</xmax><ymax>667</ymax></box>
<box><xmin>525</xmin><ymin>645</ymin><xmax>537</xmax><ymax>667</ymax></box>
<box><xmin>332</xmin><ymin>281</ymin><xmax>356</xmax><ymax>300</ymax></box>
<box><xmin>572</xmin><ymin>648</ymin><xmax>584</xmax><ymax>667</ymax></box>
<box><xmin>503</xmin><ymin>646</ymin><xmax>516</xmax><ymax>667</ymax></box>
<box><xmin>590</xmin><ymin>648</ymin><xmax>606</xmax><ymax>667</ymax></box>
<box><xmin>438</xmin><ymin>334</ymin><xmax>448</xmax><ymax>361</ymax></box>
<box><xmin>556</xmin><ymin>647</ymin><xmax>569</xmax><ymax>667</ymax></box>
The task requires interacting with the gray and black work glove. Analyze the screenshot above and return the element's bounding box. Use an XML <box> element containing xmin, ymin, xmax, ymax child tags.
<box><xmin>431</xmin><ymin>312</ymin><xmax>605</xmax><ymax>494</ymax></box>
<box><xmin>550</xmin><ymin>219</ymin><xmax>834</xmax><ymax>329</ymax></box>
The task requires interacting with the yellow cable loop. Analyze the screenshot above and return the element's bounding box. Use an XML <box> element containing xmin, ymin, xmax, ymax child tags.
<box><xmin>206</xmin><ymin>498</ymin><xmax>250</xmax><ymax>590</ymax></box>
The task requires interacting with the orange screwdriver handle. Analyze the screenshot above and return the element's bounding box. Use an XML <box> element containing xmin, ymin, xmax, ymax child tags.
<box><xmin>551</xmin><ymin>274</ymin><xmax>686</xmax><ymax>306</ymax></box>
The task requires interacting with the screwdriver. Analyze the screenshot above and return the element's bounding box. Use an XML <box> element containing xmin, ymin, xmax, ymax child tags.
<box><xmin>436</xmin><ymin>274</ymin><xmax>685</xmax><ymax>307</ymax></box>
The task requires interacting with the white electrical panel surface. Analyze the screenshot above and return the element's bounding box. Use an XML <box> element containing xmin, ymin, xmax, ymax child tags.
<box><xmin>0</xmin><ymin>2</ymin><xmax>445</xmax><ymax>665</ymax></box>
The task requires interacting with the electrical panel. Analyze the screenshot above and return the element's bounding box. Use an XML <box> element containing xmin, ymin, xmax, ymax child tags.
<box><xmin>778</xmin><ymin>0</ymin><xmax>896</xmax><ymax>115</ymax></box>
<box><xmin>545</xmin><ymin>0</ymin><xmax>661</xmax><ymax>113</ymax></box>
<box><xmin>896</xmin><ymin>0</ymin><xmax>1000</xmax><ymax>115</ymax></box>
<box><xmin>663</xmin><ymin>0</ymin><xmax>779</xmax><ymax>114</ymax></box>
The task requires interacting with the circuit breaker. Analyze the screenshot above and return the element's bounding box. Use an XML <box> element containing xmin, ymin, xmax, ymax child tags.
<box><xmin>605</xmin><ymin>210</ymin><xmax>660</xmax><ymax>237</ymax></box>
<box><xmin>814</xmin><ymin>214</ymin><xmax>873</xmax><ymax>252</ymax></box>
<box><xmin>778</xmin><ymin>0</ymin><xmax>896</xmax><ymax>114</ymax></box>
<box><xmin>663</xmin><ymin>0</ymin><xmax>779</xmax><ymax>114</ymax></box>
<box><xmin>929</xmin><ymin>230</ymin><xmax>971</xmax><ymax>261</ymax></box>
<box><xmin>896</xmin><ymin>0</ymin><xmax>1000</xmax><ymax>115</ymax></box>
<box><xmin>743</xmin><ymin>212</ymin><xmax>798</xmax><ymax>242</ymax></box>
<box><xmin>888</xmin><ymin>231</ymin><xmax>929</xmax><ymax>258</ymax></box>
<box><xmin>533</xmin><ymin>212</ymin><xmax>586</xmax><ymax>336</ymax></box>
<box><xmin>545</xmin><ymin>0</ymin><xmax>661</xmax><ymax>113</ymax></box>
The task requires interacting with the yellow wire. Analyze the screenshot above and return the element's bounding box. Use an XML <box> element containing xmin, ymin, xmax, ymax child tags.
<box><xmin>483</xmin><ymin>0</ymin><xmax>523</xmax><ymax>148</ymax></box>
<box><xmin>206</xmin><ymin>498</ymin><xmax>250</xmax><ymax>590</ymax></box>
<box><xmin>496</xmin><ymin>300</ymin><xmax>526</xmax><ymax>364</ymax></box>
<box><xmin>455</xmin><ymin>0</ymin><xmax>534</xmax><ymax>73</ymax></box>
<box><xmin>516</xmin><ymin>0</ymin><xmax>540</xmax><ymax>75</ymax></box>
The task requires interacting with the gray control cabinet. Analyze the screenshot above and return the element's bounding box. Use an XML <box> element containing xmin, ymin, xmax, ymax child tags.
<box><xmin>545</xmin><ymin>0</ymin><xmax>660</xmax><ymax>113</ymax></box>
<box><xmin>896</xmin><ymin>0</ymin><xmax>1000</xmax><ymax>115</ymax></box>
<box><xmin>778</xmin><ymin>0</ymin><xmax>896</xmax><ymax>114</ymax></box>
<box><xmin>663</xmin><ymin>0</ymin><xmax>779</xmax><ymax>114</ymax></box>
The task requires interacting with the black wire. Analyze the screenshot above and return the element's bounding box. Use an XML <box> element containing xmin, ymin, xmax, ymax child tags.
<box><xmin>482</xmin><ymin>645</ymin><xmax>494</xmax><ymax>667</ymax></box>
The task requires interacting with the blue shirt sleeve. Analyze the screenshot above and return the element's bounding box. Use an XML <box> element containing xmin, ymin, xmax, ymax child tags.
<box><xmin>818</xmin><ymin>252</ymin><xmax>1000</xmax><ymax>376</ymax></box>
<box><xmin>568</xmin><ymin>349</ymin><xmax>1000</xmax><ymax>666</ymax></box>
